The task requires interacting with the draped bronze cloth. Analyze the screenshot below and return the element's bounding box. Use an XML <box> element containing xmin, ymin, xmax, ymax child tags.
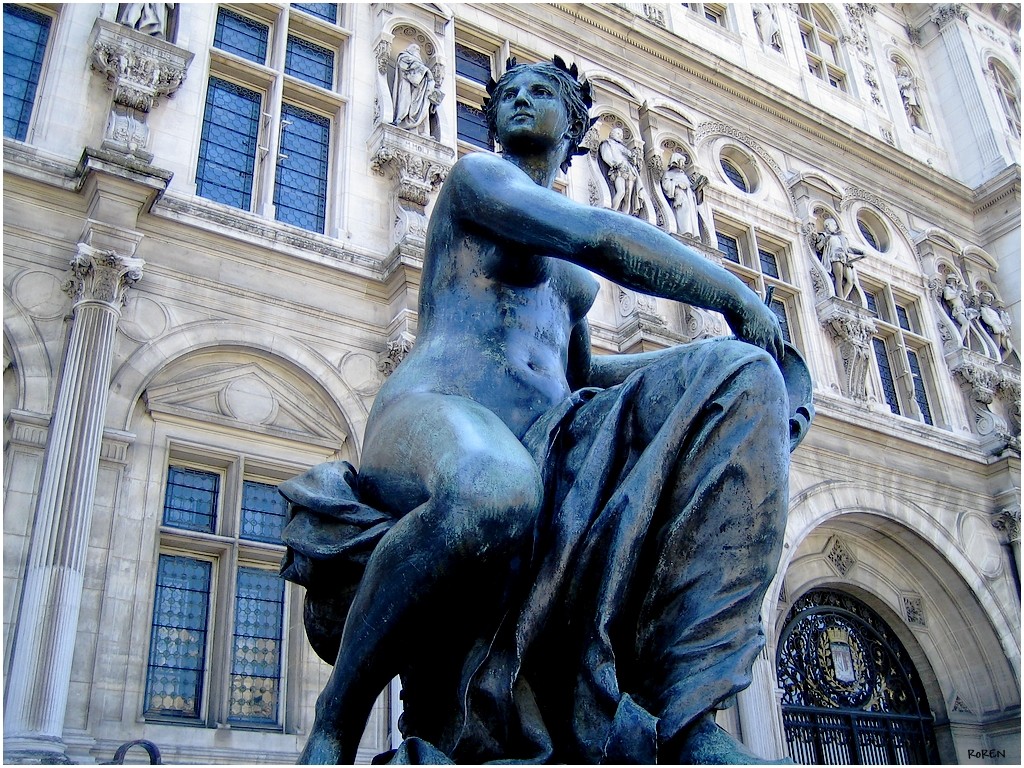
<box><xmin>281</xmin><ymin>339</ymin><xmax>790</xmax><ymax>764</ymax></box>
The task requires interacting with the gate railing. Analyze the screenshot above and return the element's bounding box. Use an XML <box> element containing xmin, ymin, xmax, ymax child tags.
<box><xmin>782</xmin><ymin>705</ymin><xmax>938</xmax><ymax>765</ymax></box>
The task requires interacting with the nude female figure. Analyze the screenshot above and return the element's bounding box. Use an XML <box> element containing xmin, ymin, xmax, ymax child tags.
<box><xmin>297</xmin><ymin>58</ymin><xmax>785</xmax><ymax>764</ymax></box>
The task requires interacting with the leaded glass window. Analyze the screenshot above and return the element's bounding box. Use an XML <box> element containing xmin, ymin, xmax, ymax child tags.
<box><xmin>906</xmin><ymin>349</ymin><xmax>933</xmax><ymax>426</ymax></box>
<box><xmin>163</xmin><ymin>466</ymin><xmax>219</xmax><ymax>533</ymax></box>
<box><xmin>228</xmin><ymin>567</ymin><xmax>286</xmax><ymax>724</ymax></box>
<box><xmin>291</xmin><ymin>3</ymin><xmax>337</xmax><ymax>23</ymax></box>
<box><xmin>721</xmin><ymin>158</ymin><xmax>748</xmax><ymax>192</ymax></box>
<box><xmin>895</xmin><ymin>304</ymin><xmax>912</xmax><ymax>332</ymax></box>
<box><xmin>196</xmin><ymin>77</ymin><xmax>262</xmax><ymax>210</ymax></box>
<box><xmin>872</xmin><ymin>338</ymin><xmax>900</xmax><ymax>415</ymax></box>
<box><xmin>285</xmin><ymin>35</ymin><xmax>334</xmax><ymax>89</ymax></box>
<box><xmin>863</xmin><ymin>290</ymin><xmax>878</xmax><ymax>315</ymax></box>
<box><xmin>3</xmin><ymin>4</ymin><xmax>51</xmax><ymax>141</ymax></box>
<box><xmin>213</xmin><ymin>8</ymin><xmax>269</xmax><ymax>64</ymax></box>
<box><xmin>457</xmin><ymin>102</ymin><xmax>491</xmax><ymax>149</ymax></box>
<box><xmin>455</xmin><ymin>43</ymin><xmax>491</xmax><ymax>85</ymax></box>
<box><xmin>858</xmin><ymin>219</ymin><xmax>878</xmax><ymax>249</ymax></box>
<box><xmin>717</xmin><ymin>232</ymin><xmax>741</xmax><ymax>263</ymax></box>
<box><xmin>770</xmin><ymin>298</ymin><xmax>792</xmax><ymax>343</ymax></box>
<box><xmin>144</xmin><ymin>555</ymin><xmax>212</xmax><ymax>719</ymax></box>
<box><xmin>274</xmin><ymin>104</ymin><xmax>330</xmax><ymax>233</ymax></box>
<box><xmin>241</xmin><ymin>480</ymin><xmax>288</xmax><ymax>544</ymax></box>
<box><xmin>758</xmin><ymin>249</ymin><xmax>780</xmax><ymax>279</ymax></box>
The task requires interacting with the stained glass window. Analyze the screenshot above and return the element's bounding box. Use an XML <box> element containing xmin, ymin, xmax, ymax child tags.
<box><xmin>274</xmin><ymin>104</ymin><xmax>330</xmax><ymax>233</ymax></box>
<box><xmin>717</xmin><ymin>232</ymin><xmax>741</xmax><ymax>263</ymax></box>
<box><xmin>163</xmin><ymin>466</ymin><xmax>219</xmax><ymax>533</ymax></box>
<box><xmin>213</xmin><ymin>8</ymin><xmax>269</xmax><ymax>64</ymax></box>
<box><xmin>906</xmin><ymin>349</ymin><xmax>933</xmax><ymax>426</ymax></box>
<box><xmin>3</xmin><ymin>4</ymin><xmax>51</xmax><ymax>141</ymax></box>
<box><xmin>240</xmin><ymin>481</ymin><xmax>288</xmax><ymax>544</ymax></box>
<box><xmin>285</xmin><ymin>35</ymin><xmax>334</xmax><ymax>89</ymax></box>
<box><xmin>457</xmin><ymin>102</ymin><xmax>491</xmax><ymax>149</ymax></box>
<box><xmin>291</xmin><ymin>3</ymin><xmax>337</xmax><ymax>23</ymax></box>
<box><xmin>196</xmin><ymin>77</ymin><xmax>262</xmax><ymax>210</ymax></box>
<box><xmin>144</xmin><ymin>556</ymin><xmax>212</xmax><ymax>719</ymax></box>
<box><xmin>872</xmin><ymin>338</ymin><xmax>901</xmax><ymax>415</ymax></box>
<box><xmin>228</xmin><ymin>567</ymin><xmax>286</xmax><ymax>724</ymax></box>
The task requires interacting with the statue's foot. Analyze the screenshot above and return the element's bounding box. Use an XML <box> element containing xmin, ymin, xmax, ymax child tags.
<box><xmin>665</xmin><ymin>713</ymin><xmax>794</xmax><ymax>765</ymax></box>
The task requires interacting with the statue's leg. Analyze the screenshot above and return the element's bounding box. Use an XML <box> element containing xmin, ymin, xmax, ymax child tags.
<box><xmin>298</xmin><ymin>394</ymin><xmax>541</xmax><ymax>764</ymax></box>
<box><xmin>621</xmin><ymin>340</ymin><xmax>790</xmax><ymax>760</ymax></box>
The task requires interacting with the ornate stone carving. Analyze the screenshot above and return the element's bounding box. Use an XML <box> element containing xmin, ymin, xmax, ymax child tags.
<box><xmin>840</xmin><ymin>187</ymin><xmax>912</xmax><ymax>242</ymax></box>
<box><xmin>932</xmin><ymin>4</ymin><xmax>968</xmax><ymax>29</ymax></box>
<box><xmin>901</xmin><ymin>594</ymin><xmax>927</xmax><ymax>627</ymax></box>
<box><xmin>992</xmin><ymin>504</ymin><xmax>1021</xmax><ymax>544</ymax></box>
<box><xmin>825</xmin><ymin>535</ymin><xmax>856</xmax><ymax>576</ymax></box>
<box><xmin>695</xmin><ymin>122</ymin><xmax>785</xmax><ymax>181</ymax></box>
<box><xmin>88</xmin><ymin>17</ymin><xmax>193</xmax><ymax>160</ymax></box>
<box><xmin>64</xmin><ymin>244</ymin><xmax>145</xmax><ymax>308</ymax></box>
<box><xmin>817</xmin><ymin>298</ymin><xmax>876</xmax><ymax>400</ymax></box>
<box><xmin>642</xmin><ymin>3</ymin><xmax>666</xmax><ymax>27</ymax></box>
<box><xmin>946</xmin><ymin>347</ymin><xmax>1007</xmax><ymax>438</ymax></box>
<box><xmin>378</xmin><ymin>333</ymin><xmax>415</xmax><ymax>377</ymax></box>
<box><xmin>369</xmin><ymin>122</ymin><xmax>455</xmax><ymax>250</ymax></box>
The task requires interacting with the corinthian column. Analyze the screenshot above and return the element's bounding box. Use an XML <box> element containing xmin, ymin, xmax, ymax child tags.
<box><xmin>3</xmin><ymin>230</ymin><xmax>143</xmax><ymax>762</ymax></box>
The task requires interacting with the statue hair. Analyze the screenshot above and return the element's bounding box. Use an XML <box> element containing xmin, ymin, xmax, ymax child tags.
<box><xmin>483</xmin><ymin>56</ymin><xmax>595</xmax><ymax>173</ymax></box>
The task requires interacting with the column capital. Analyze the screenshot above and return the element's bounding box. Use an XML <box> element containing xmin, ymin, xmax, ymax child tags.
<box><xmin>64</xmin><ymin>243</ymin><xmax>145</xmax><ymax>308</ymax></box>
<box><xmin>932</xmin><ymin>4</ymin><xmax>969</xmax><ymax>30</ymax></box>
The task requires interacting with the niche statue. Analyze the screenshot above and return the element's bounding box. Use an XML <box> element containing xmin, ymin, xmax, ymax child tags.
<box><xmin>281</xmin><ymin>57</ymin><xmax>811</xmax><ymax>765</ymax></box>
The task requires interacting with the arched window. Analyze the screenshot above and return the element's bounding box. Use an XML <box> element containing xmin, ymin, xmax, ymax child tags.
<box><xmin>989</xmin><ymin>60</ymin><xmax>1020</xmax><ymax>138</ymax></box>
<box><xmin>797</xmin><ymin>4</ymin><xmax>847</xmax><ymax>92</ymax></box>
<box><xmin>777</xmin><ymin>589</ymin><xmax>940</xmax><ymax>765</ymax></box>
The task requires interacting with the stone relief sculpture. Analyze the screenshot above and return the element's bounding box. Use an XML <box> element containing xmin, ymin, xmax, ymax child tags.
<box><xmin>941</xmin><ymin>274</ymin><xmax>974</xmax><ymax>343</ymax></box>
<box><xmin>660</xmin><ymin>152</ymin><xmax>703</xmax><ymax>238</ymax></box>
<box><xmin>752</xmin><ymin>3</ymin><xmax>782</xmax><ymax>50</ymax></box>
<box><xmin>978</xmin><ymin>291</ymin><xmax>1015</xmax><ymax>361</ymax></box>
<box><xmin>115</xmin><ymin>3</ymin><xmax>177</xmax><ymax>41</ymax></box>
<box><xmin>895</xmin><ymin>66</ymin><xmax>924</xmax><ymax>129</ymax></box>
<box><xmin>392</xmin><ymin>43</ymin><xmax>440</xmax><ymax>137</ymax></box>
<box><xmin>599</xmin><ymin>126</ymin><xmax>645</xmax><ymax>216</ymax></box>
<box><xmin>815</xmin><ymin>218</ymin><xmax>865</xmax><ymax>301</ymax></box>
<box><xmin>281</xmin><ymin>56</ymin><xmax>812</xmax><ymax>765</ymax></box>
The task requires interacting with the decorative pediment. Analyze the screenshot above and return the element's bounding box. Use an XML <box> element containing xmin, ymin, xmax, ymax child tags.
<box><xmin>144</xmin><ymin>363</ymin><xmax>347</xmax><ymax>449</ymax></box>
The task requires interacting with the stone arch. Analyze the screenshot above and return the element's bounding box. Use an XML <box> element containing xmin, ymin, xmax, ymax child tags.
<box><xmin>3</xmin><ymin>290</ymin><xmax>53</xmax><ymax>415</ymax></box>
<box><xmin>586</xmin><ymin>71</ymin><xmax>642</xmax><ymax>104</ymax></box>
<box><xmin>107</xmin><ymin>321</ymin><xmax>369</xmax><ymax>460</ymax></box>
<box><xmin>694</xmin><ymin>122</ymin><xmax>789</xmax><ymax>209</ymax></box>
<box><xmin>772</xmin><ymin>480</ymin><xmax>1020</xmax><ymax>700</ymax></box>
<box><xmin>839</xmin><ymin>188</ymin><xmax>915</xmax><ymax>260</ymax></box>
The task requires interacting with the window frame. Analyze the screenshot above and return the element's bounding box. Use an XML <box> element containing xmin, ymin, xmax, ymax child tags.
<box><xmin>2</xmin><ymin>3</ymin><xmax>54</xmax><ymax>142</ymax></box>
<box><xmin>144</xmin><ymin>446</ymin><xmax>299</xmax><ymax>731</ymax></box>
<box><xmin>797</xmin><ymin>4</ymin><xmax>848</xmax><ymax>93</ymax></box>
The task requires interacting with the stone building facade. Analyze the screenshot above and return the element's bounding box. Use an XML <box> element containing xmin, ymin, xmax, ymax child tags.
<box><xmin>2</xmin><ymin>2</ymin><xmax>1019</xmax><ymax>764</ymax></box>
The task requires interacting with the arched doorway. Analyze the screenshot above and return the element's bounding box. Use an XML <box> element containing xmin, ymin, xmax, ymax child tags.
<box><xmin>776</xmin><ymin>589</ymin><xmax>940</xmax><ymax>764</ymax></box>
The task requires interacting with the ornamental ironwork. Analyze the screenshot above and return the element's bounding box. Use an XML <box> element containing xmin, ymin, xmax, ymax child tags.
<box><xmin>776</xmin><ymin>589</ymin><xmax>939</xmax><ymax>764</ymax></box>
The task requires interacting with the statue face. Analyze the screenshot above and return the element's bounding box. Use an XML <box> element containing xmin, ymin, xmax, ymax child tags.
<box><xmin>493</xmin><ymin>69</ymin><xmax>570</xmax><ymax>153</ymax></box>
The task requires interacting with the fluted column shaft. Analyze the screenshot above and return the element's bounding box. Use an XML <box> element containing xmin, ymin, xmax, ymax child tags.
<box><xmin>4</xmin><ymin>244</ymin><xmax>143</xmax><ymax>758</ymax></box>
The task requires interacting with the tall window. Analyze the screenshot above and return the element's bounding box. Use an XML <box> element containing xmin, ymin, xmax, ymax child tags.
<box><xmin>862</xmin><ymin>282</ymin><xmax>936</xmax><ymax>425</ymax></box>
<box><xmin>714</xmin><ymin>222</ymin><xmax>800</xmax><ymax>346</ymax></box>
<box><xmin>989</xmin><ymin>60</ymin><xmax>1021</xmax><ymax>138</ymax></box>
<box><xmin>196</xmin><ymin>5</ymin><xmax>342</xmax><ymax>234</ymax></box>
<box><xmin>797</xmin><ymin>4</ymin><xmax>847</xmax><ymax>92</ymax></box>
<box><xmin>145</xmin><ymin>456</ymin><xmax>292</xmax><ymax>727</ymax></box>
<box><xmin>455</xmin><ymin>39</ymin><xmax>494</xmax><ymax>151</ymax></box>
<box><xmin>3</xmin><ymin>4</ymin><xmax>52</xmax><ymax>141</ymax></box>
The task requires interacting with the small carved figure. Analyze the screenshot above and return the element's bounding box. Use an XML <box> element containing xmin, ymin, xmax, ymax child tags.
<box><xmin>941</xmin><ymin>274</ymin><xmax>973</xmax><ymax>342</ymax></box>
<box><xmin>752</xmin><ymin>3</ymin><xmax>782</xmax><ymax>50</ymax></box>
<box><xmin>599</xmin><ymin>126</ymin><xmax>644</xmax><ymax>216</ymax></box>
<box><xmin>978</xmin><ymin>291</ymin><xmax>1015</xmax><ymax>361</ymax></box>
<box><xmin>895</xmin><ymin>66</ymin><xmax>923</xmax><ymax>129</ymax></box>
<box><xmin>660</xmin><ymin>152</ymin><xmax>701</xmax><ymax>237</ymax></box>
<box><xmin>815</xmin><ymin>218</ymin><xmax>865</xmax><ymax>302</ymax></box>
<box><xmin>115</xmin><ymin>3</ymin><xmax>176</xmax><ymax>41</ymax></box>
<box><xmin>392</xmin><ymin>44</ymin><xmax>437</xmax><ymax>137</ymax></box>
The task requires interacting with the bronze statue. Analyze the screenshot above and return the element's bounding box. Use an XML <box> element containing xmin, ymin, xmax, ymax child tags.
<box><xmin>282</xmin><ymin>57</ymin><xmax>809</xmax><ymax>764</ymax></box>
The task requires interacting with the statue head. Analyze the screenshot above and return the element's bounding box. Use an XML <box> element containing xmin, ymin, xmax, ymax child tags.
<box><xmin>823</xmin><ymin>217</ymin><xmax>839</xmax><ymax>234</ymax></box>
<box><xmin>484</xmin><ymin>56</ymin><xmax>594</xmax><ymax>173</ymax></box>
<box><xmin>980</xmin><ymin>290</ymin><xmax>995</xmax><ymax>305</ymax></box>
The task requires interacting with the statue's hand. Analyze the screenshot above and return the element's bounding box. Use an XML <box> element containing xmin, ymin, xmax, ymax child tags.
<box><xmin>725</xmin><ymin>295</ymin><xmax>785</xmax><ymax>361</ymax></box>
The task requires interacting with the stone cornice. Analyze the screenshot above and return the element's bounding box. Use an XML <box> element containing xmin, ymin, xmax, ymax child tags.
<box><xmin>972</xmin><ymin>163</ymin><xmax>1021</xmax><ymax>216</ymax></box>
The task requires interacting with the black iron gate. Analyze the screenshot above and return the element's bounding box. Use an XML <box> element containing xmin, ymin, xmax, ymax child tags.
<box><xmin>776</xmin><ymin>590</ymin><xmax>940</xmax><ymax>765</ymax></box>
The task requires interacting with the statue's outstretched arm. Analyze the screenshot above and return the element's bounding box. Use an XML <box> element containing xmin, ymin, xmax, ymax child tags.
<box><xmin>452</xmin><ymin>152</ymin><xmax>783</xmax><ymax>360</ymax></box>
